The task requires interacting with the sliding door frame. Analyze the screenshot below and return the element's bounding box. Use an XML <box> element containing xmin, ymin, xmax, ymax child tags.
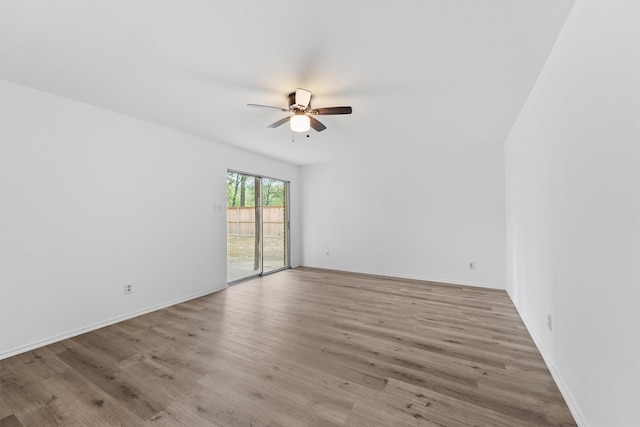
<box><xmin>226</xmin><ymin>169</ymin><xmax>291</xmax><ymax>285</ymax></box>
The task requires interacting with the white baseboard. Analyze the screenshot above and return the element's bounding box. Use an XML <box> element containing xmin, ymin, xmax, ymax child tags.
<box><xmin>506</xmin><ymin>290</ymin><xmax>588</xmax><ymax>427</ymax></box>
<box><xmin>0</xmin><ymin>284</ymin><xmax>228</xmax><ymax>360</ymax></box>
<box><xmin>303</xmin><ymin>265</ymin><xmax>505</xmax><ymax>290</ymax></box>
<box><xmin>380</xmin><ymin>271</ymin><xmax>505</xmax><ymax>290</ymax></box>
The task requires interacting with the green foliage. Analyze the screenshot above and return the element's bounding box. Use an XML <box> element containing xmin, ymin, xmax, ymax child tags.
<box><xmin>262</xmin><ymin>178</ymin><xmax>285</xmax><ymax>206</ymax></box>
<box><xmin>227</xmin><ymin>172</ymin><xmax>285</xmax><ymax>207</ymax></box>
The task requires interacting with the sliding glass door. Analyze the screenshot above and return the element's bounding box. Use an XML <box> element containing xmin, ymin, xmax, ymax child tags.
<box><xmin>226</xmin><ymin>171</ymin><xmax>289</xmax><ymax>283</ymax></box>
<box><xmin>261</xmin><ymin>178</ymin><xmax>288</xmax><ymax>274</ymax></box>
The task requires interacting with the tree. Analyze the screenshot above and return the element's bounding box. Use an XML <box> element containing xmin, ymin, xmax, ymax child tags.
<box><xmin>227</xmin><ymin>172</ymin><xmax>257</xmax><ymax>207</ymax></box>
<box><xmin>239</xmin><ymin>175</ymin><xmax>247</xmax><ymax>206</ymax></box>
<box><xmin>262</xmin><ymin>178</ymin><xmax>285</xmax><ymax>206</ymax></box>
<box><xmin>227</xmin><ymin>172</ymin><xmax>284</xmax><ymax>207</ymax></box>
<box><xmin>227</xmin><ymin>173</ymin><xmax>241</xmax><ymax>207</ymax></box>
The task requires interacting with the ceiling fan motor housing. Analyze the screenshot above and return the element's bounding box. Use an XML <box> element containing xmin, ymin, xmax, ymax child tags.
<box><xmin>288</xmin><ymin>92</ymin><xmax>309</xmax><ymax>111</ymax></box>
<box><xmin>288</xmin><ymin>92</ymin><xmax>297</xmax><ymax>110</ymax></box>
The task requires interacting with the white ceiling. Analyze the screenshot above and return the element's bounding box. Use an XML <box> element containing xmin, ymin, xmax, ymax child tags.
<box><xmin>0</xmin><ymin>0</ymin><xmax>574</xmax><ymax>165</ymax></box>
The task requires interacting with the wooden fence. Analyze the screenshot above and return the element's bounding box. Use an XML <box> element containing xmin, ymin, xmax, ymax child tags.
<box><xmin>227</xmin><ymin>206</ymin><xmax>285</xmax><ymax>237</ymax></box>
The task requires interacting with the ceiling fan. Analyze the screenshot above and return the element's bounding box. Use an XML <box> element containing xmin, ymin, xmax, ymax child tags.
<box><xmin>247</xmin><ymin>88</ymin><xmax>352</xmax><ymax>133</ymax></box>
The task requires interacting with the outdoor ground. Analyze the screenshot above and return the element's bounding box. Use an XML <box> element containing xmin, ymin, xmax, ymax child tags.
<box><xmin>227</xmin><ymin>235</ymin><xmax>286</xmax><ymax>282</ymax></box>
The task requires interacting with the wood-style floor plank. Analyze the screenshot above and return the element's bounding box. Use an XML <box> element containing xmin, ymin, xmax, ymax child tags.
<box><xmin>0</xmin><ymin>267</ymin><xmax>576</xmax><ymax>426</ymax></box>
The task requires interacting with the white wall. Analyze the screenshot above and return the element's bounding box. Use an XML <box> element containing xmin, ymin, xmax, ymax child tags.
<box><xmin>301</xmin><ymin>141</ymin><xmax>506</xmax><ymax>289</ymax></box>
<box><xmin>505</xmin><ymin>1</ymin><xmax>639</xmax><ymax>425</ymax></box>
<box><xmin>0</xmin><ymin>79</ymin><xmax>301</xmax><ymax>358</ymax></box>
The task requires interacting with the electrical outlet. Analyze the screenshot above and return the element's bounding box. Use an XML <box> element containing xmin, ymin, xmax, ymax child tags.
<box><xmin>124</xmin><ymin>283</ymin><xmax>133</xmax><ymax>295</ymax></box>
<box><xmin>547</xmin><ymin>313</ymin><xmax>552</xmax><ymax>331</ymax></box>
<box><xmin>469</xmin><ymin>262</ymin><xmax>476</xmax><ymax>270</ymax></box>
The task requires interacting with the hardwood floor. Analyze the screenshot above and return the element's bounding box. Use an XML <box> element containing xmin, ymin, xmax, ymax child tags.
<box><xmin>1</xmin><ymin>267</ymin><xmax>576</xmax><ymax>426</ymax></box>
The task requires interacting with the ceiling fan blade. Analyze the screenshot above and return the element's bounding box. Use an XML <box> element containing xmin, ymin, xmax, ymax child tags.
<box><xmin>309</xmin><ymin>116</ymin><xmax>327</xmax><ymax>132</ymax></box>
<box><xmin>247</xmin><ymin>103</ymin><xmax>289</xmax><ymax>112</ymax></box>
<box><xmin>267</xmin><ymin>116</ymin><xmax>291</xmax><ymax>128</ymax></box>
<box><xmin>310</xmin><ymin>106</ymin><xmax>352</xmax><ymax>115</ymax></box>
<box><xmin>295</xmin><ymin>88</ymin><xmax>312</xmax><ymax>109</ymax></box>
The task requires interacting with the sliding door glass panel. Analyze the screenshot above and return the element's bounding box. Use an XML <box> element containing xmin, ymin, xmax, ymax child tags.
<box><xmin>227</xmin><ymin>172</ymin><xmax>261</xmax><ymax>283</ymax></box>
<box><xmin>262</xmin><ymin>178</ymin><xmax>287</xmax><ymax>274</ymax></box>
<box><xmin>227</xmin><ymin>171</ymin><xmax>289</xmax><ymax>283</ymax></box>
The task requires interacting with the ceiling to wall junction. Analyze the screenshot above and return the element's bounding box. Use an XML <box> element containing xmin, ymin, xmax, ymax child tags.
<box><xmin>0</xmin><ymin>0</ymin><xmax>575</xmax><ymax>165</ymax></box>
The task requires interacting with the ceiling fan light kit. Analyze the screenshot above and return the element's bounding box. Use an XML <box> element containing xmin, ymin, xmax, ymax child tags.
<box><xmin>290</xmin><ymin>114</ymin><xmax>311</xmax><ymax>132</ymax></box>
<box><xmin>247</xmin><ymin>88</ymin><xmax>352</xmax><ymax>133</ymax></box>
